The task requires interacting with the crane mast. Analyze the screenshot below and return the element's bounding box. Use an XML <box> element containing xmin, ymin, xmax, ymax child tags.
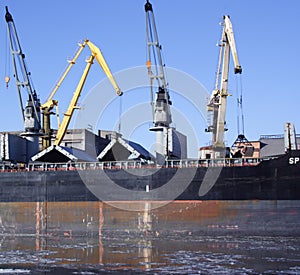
<box><xmin>145</xmin><ymin>0</ymin><xmax>172</xmax><ymax>163</ymax></box>
<box><xmin>5</xmin><ymin>6</ymin><xmax>41</xmax><ymax>159</ymax></box>
<box><xmin>206</xmin><ymin>15</ymin><xmax>242</xmax><ymax>158</ymax></box>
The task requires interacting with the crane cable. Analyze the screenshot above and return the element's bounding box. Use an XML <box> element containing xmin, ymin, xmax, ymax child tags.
<box><xmin>4</xmin><ymin>27</ymin><xmax>10</xmax><ymax>88</ymax></box>
<box><xmin>117</xmin><ymin>93</ymin><xmax>123</xmax><ymax>134</ymax></box>
<box><xmin>236</xmin><ymin>74</ymin><xmax>244</xmax><ymax>135</ymax></box>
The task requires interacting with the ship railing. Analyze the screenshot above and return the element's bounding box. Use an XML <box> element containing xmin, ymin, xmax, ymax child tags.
<box><xmin>0</xmin><ymin>162</ymin><xmax>27</xmax><ymax>172</ymax></box>
<box><xmin>24</xmin><ymin>157</ymin><xmax>264</xmax><ymax>172</ymax></box>
<box><xmin>165</xmin><ymin>157</ymin><xmax>262</xmax><ymax>168</ymax></box>
<box><xmin>70</xmin><ymin>160</ymin><xmax>146</xmax><ymax>170</ymax></box>
<box><xmin>26</xmin><ymin>160</ymin><xmax>148</xmax><ymax>171</ymax></box>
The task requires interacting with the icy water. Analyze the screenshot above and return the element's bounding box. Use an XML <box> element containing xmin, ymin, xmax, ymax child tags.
<box><xmin>0</xmin><ymin>200</ymin><xmax>299</xmax><ymax>274</ymax></box>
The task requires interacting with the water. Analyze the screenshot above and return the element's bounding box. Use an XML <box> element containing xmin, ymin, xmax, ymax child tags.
<box><xmin>0</xmin><ymin>201</ymin><xmax>299</xmax><ymax>274</ymax></box>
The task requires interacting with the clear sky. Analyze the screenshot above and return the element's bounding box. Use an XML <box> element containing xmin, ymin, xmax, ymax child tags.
<box><xmin>0</xmin><ymin>0</ymin><xmax>299</xmax><ymax>158</ymax></box>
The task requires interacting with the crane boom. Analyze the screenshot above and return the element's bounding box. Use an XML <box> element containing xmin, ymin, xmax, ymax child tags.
<box><xmin>41</xmin><ymin>43</ymin><xmax>86</xmax><ymax>111</ymax></box>
<box><xmin>54</xmin><ymin>55</ymin><xmax>94</xmax><ymax>146</ymax></box>
<box><xmin>206</xmin><ymin>15</ymin><xmax>242</xmax><ymax>158</ymax></box>
<box><xmin>223</xmin><ymin>16</ymin><xmax>242</xmax><ymax>74</ymax></box>
<box><xmin>53</xmin><ymin>39</ymin><xmax>122</xmax><ymax>147</ymax></box>
<box><xmin>85</xmin><ymin>41</ymin><xmax>122</xmax><ymax>96</ymax></box>
<box><xmin>40</xmin><ymin>41</ymin><xmax>86</xmax><ymax>150</ymax></box>
<box><xmin>5</xmin><ymin>6</ymin><xmax>42</xmax><ymax>161</ymax></box>
<box><xmin>145</xmin><ymin>0</ymin><xmax>174</xmax><ymax>164</ymax></box>
<box><xmin>145</xmin><ymin>0</ymin><xmax>172</xmax><ymax>128</ymax></box>
<box><xmin>5</xmin><ymin>6</ymin><xmax>41</xmax><ymax>133</ymax></box>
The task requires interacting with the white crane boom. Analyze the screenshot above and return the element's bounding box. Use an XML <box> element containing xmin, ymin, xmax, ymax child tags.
<box><xmin>206</xmin><ymin>15</ymin><xmax>242</xmax><ymax>158</ymax></box>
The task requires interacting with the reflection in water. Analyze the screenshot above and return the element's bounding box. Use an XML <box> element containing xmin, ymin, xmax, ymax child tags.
<box><xmin>0</xmin><ymin>200</ymin><xmax>299</xmax><ymax>273</ymax></box>
<box><xmin>35</xmin><ymin>201</ymin><xmax>47</xmax><ymax>251</ymax></box>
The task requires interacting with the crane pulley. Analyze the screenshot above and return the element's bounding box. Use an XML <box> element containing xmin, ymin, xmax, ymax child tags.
<box><xmin>206</xmin><ymin>15</ymin><xmax>242</xmax><ymax>158</ymax></box>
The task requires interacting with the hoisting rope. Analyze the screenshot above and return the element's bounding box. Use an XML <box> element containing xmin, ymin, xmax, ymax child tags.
<box><xmin>117</xmin><ymin>93</ymin><xmax>123</xmax><ymax>133</ymax></box>
<box><xmin>235</xmin><ymin>74</ymin><xmax>244</xmax><ymax>135</ymax></box>
<box><xmin>5</xmin><ymin>27</ymin><xmax>10</xmax><ymax>88</ymax></box>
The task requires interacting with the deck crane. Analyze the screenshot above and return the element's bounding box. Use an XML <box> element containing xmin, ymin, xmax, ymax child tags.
<box><xmin>40</xmin><ymin>39</ymin><xmax>122</xmax><ymax>148</ymax></box>
<box><xmin>145</xmin><ymin>0</ymin><xmax>173</xmax><ymax>163</ymax></box>
<box><xmin>5</xmin><ymin>6</ymin><xmax>41</xmax><ymax>158</ymax></box>
<box><xmin>206</xmin><ymin>15</ymin><xmax>242</xmax><ymax>159</ymax></box>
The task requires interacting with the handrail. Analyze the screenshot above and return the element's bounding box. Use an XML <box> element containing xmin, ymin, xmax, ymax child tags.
<box><xmin>0</xmin><ymin>155</ymin><xmax>279</xmax><ymax>172</ymax></box>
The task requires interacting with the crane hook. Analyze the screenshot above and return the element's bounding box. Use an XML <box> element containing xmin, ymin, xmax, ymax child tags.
<box><xmin>5</xmin><ymin>76</ymin><xmax>10</xmax><ymax>88</ymax></box>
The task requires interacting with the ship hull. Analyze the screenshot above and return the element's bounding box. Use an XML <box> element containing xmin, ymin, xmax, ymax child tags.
<box><xmin>0</xmin><ymin>150</ymin><xmax>300</xmax><ymax>202</ymax></box>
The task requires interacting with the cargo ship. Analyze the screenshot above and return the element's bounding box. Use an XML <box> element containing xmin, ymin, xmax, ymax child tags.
<box><xmin>1</xmin><ymin>122</ymin><xmax>300</xmax><ymax>202</ymax></box>
<box><xmin>0</xmin><ymin>138</ymin><xmax>300</xmax><ymax>202</ymax></box>
<box><xmin>1</xmin><ymin>3</ymin><xmax>300</xmax><ymax>204</ymax></box>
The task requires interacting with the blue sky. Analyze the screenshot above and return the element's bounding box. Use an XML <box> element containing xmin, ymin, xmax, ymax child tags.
<box><xmin>0</xmin><ymin>1</ymin><xmax>299</xmax><ymax>157</ymax></box>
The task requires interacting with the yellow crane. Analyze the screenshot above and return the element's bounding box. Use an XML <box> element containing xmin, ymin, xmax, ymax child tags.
<box><xmin>206</xmin><ymin>15</ymin><xmax>242</xmax><ymax>158</ymax></box>
<box><xmin>40</xmin><ymin>39</ymin><xmax>122</xmax><ymax>149</ymax></box>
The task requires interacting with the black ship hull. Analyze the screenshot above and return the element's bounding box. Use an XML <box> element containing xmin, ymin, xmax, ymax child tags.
<box><xmin>1</xmin><ymin>150</ymin><xmax>300</xmax><ymax>202</ymax></box>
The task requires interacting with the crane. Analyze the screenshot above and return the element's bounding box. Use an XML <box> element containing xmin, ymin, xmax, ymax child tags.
<box><xmin>145</xmin><ymin>0</ymin><xmax>173</xmax><ymax>163</ymax></box>
<box><xmin>5</xmin><ymin>6</ymin><xmax>41</xmax><ymax>158</ymax></box>
<box><xmin>44</xmin><ymin>39</ymin><xmax>122</xmax><ymax>147</ymax></box>
<box><xmin>206</xmin><ymin>15</ymin><xmax>242</xmax><ymax>158</ymax></box>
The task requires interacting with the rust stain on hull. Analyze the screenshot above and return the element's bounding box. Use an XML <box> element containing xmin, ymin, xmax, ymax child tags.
<box><xmin>0</xmin><ymin>200</ymin><xmax>299</xmax><ymax>236</ymax></box>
